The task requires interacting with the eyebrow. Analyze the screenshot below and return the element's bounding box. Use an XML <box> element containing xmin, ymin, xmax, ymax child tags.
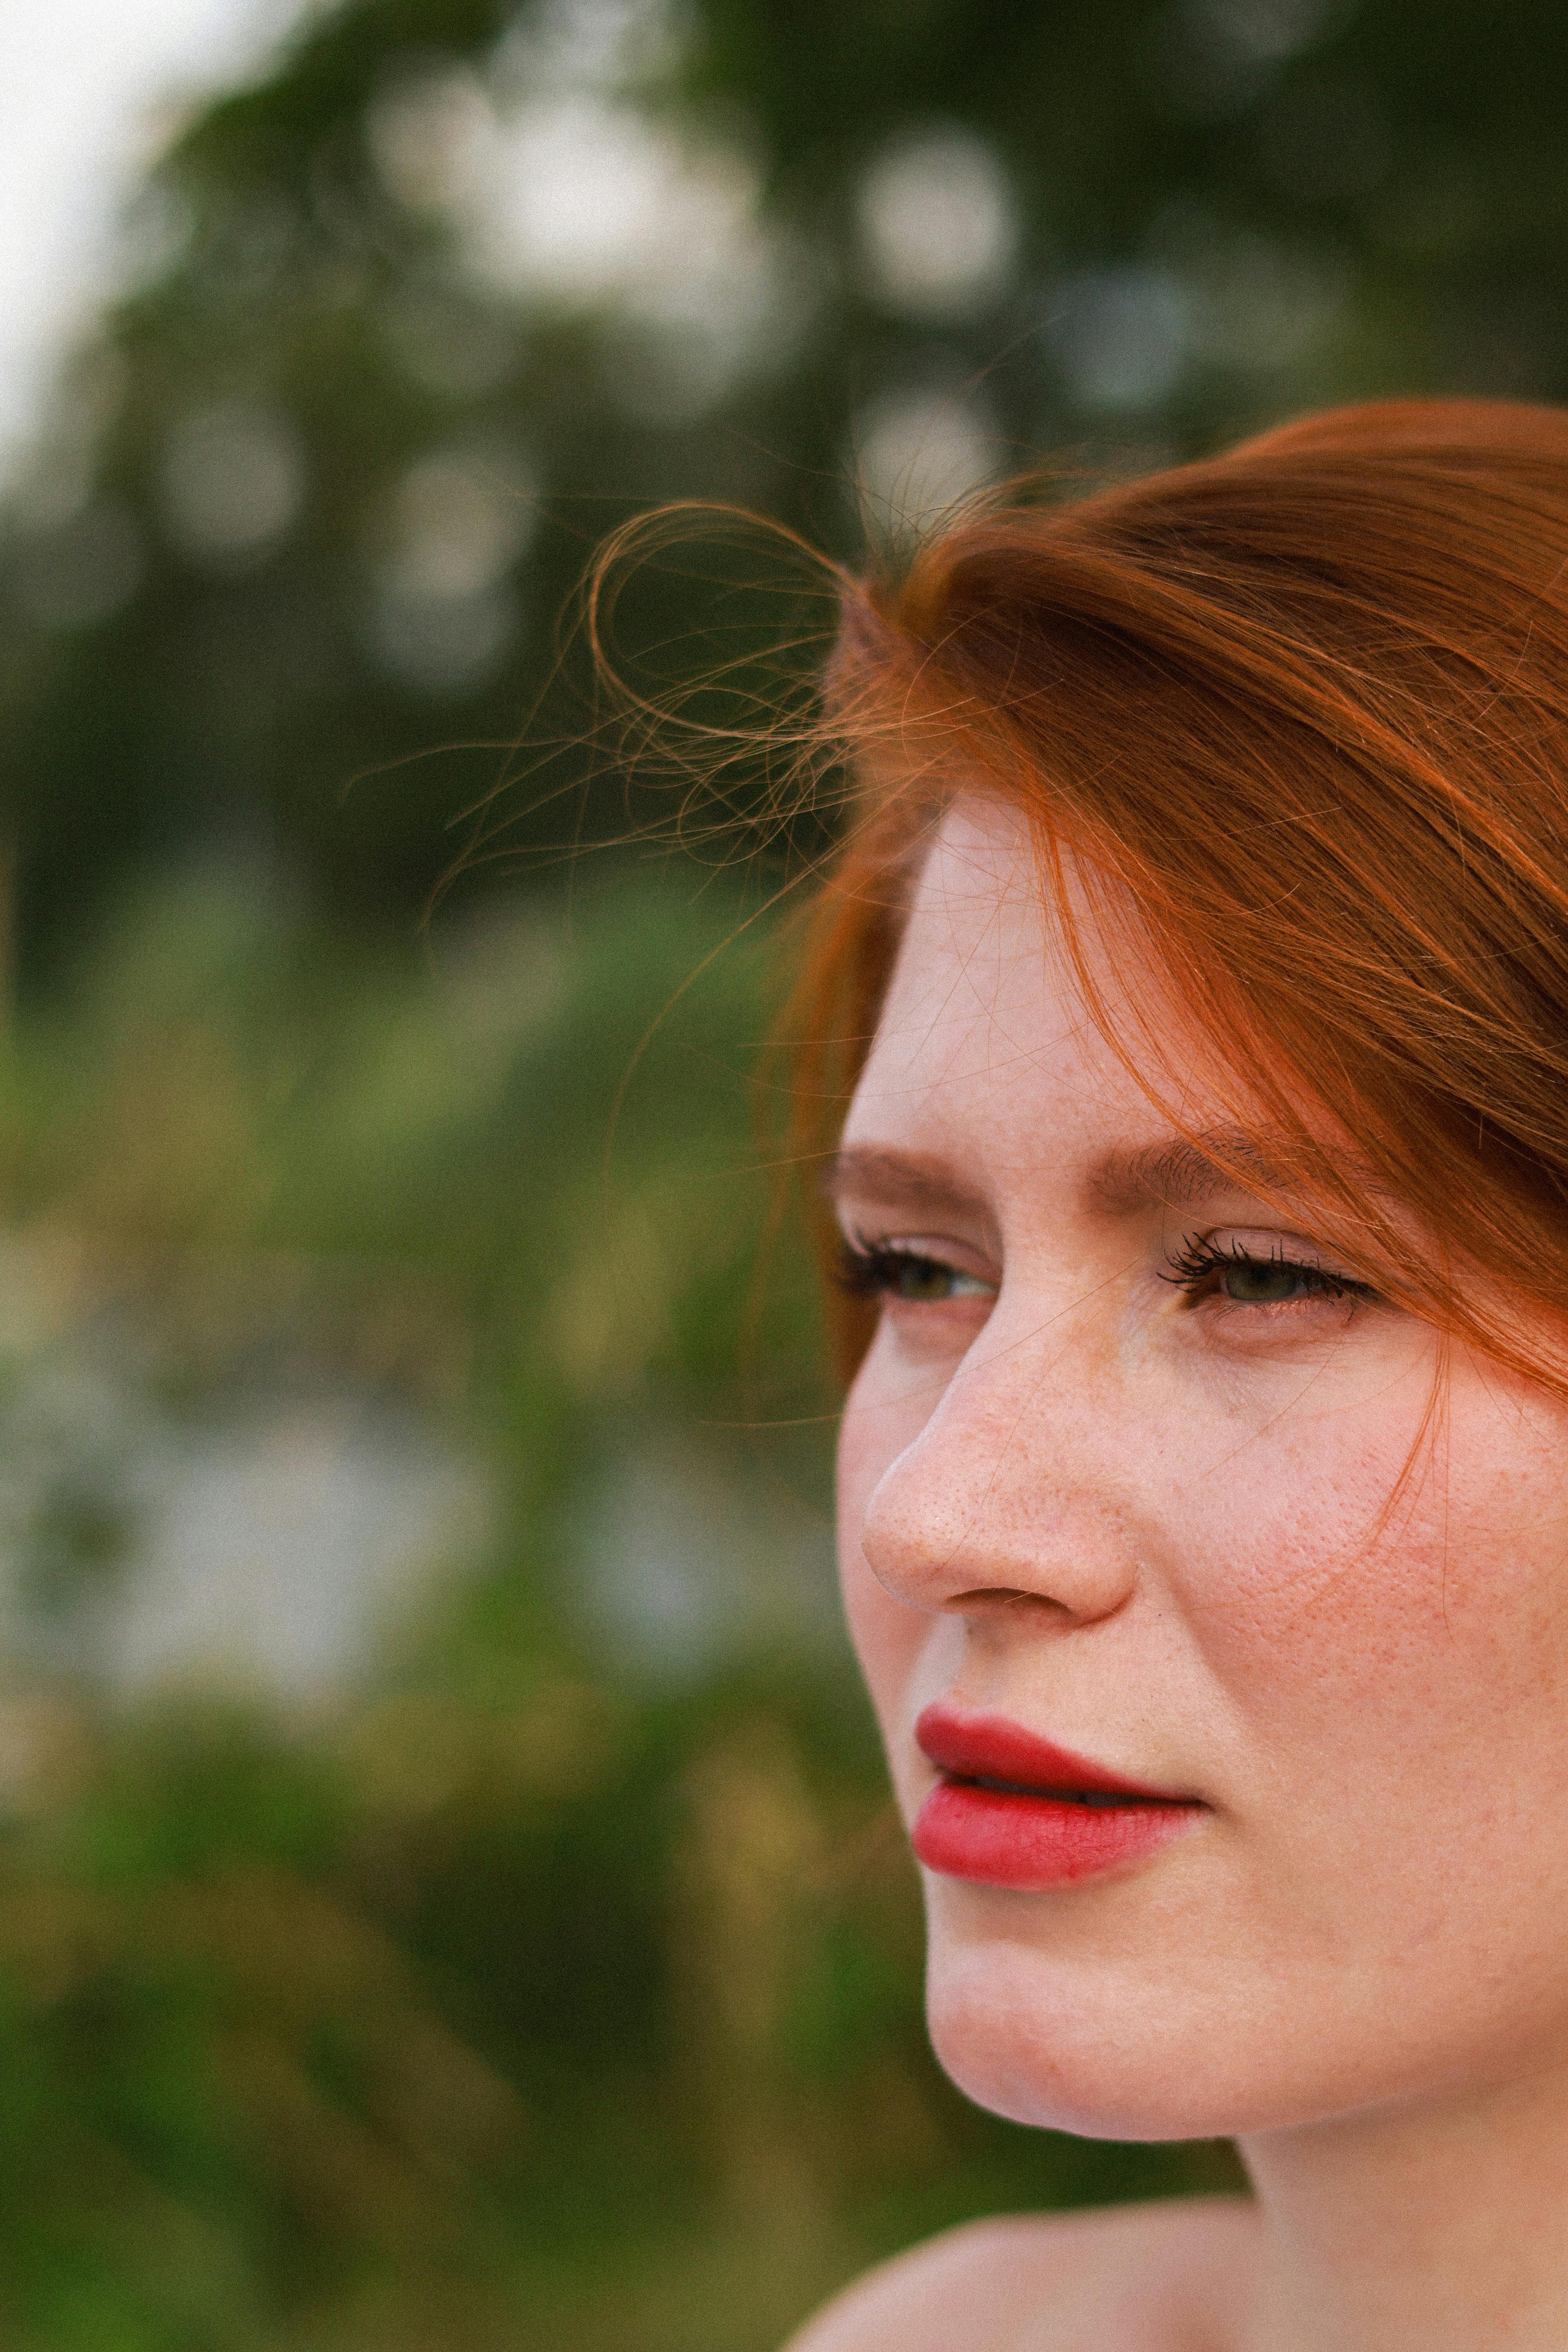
<box><xmin>825</xmin><ymin>1127</ymin><xmax>1370</xmax><ymax>1224</ymax></box>
<box><xmin>1089</xmin><ymin>1128</ymin><xmax>1296</xmax><ymax>1214</ymax></box>
<box><xmin>822</xmin><ymin>1146</ymin><xmax>990</xmax><ymax>1222</ymax></box>
<box><xmin>1094</xmin><ymin>1127</ymin><xmax>1396</xmax><ymax>1216</ymax></box>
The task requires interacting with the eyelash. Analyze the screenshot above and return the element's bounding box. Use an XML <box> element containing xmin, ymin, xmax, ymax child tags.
<box><xmin>835</xmin><ymin>1237</ymin><xmax>985</xmax><ymax>1304</ymax></box>
<box><xmin>836</xmin><ymin>1232</ymin><xmax>1379</xmax><ymax>1314</ymax></box>
<box><xmin>1160</xmin><ymin>1232</ymin><xmax>1379</xmax><ymax>1307</ymax></box>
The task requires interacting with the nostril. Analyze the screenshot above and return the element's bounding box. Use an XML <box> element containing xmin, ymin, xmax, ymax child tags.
<box><xmin>949</xmin><ymin>1586</ymin><xmax>1078</xmax><ymax>1618</ymax></box>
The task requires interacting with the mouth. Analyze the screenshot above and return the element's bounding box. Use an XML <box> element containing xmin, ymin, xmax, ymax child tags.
<box><xmin>958</xmin><ymin>1773</ymin><xmax>1159</xmax><ymax>1808</ymax></box>
<box><xmin>911</xmin><ymin>1702</ymin><xmax>1205</xmax><ymax>1889</ymax></box>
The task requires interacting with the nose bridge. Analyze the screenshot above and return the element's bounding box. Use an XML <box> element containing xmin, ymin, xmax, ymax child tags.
<box><xmin>857</xmin><ymin>1298</ymin><xmax>1136</xmax><ymax>1621</ymax></box>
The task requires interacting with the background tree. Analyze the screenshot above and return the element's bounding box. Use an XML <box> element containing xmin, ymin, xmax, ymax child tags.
<box><xmin>5</xmin><ymin>0</ymin><xmax>1564</xmax><ymax>964</ymax></box>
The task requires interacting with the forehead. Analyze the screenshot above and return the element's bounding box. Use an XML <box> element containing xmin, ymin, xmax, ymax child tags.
<box><xmin>842</xmin><ymin>797</ymin><xmax>1181</xmax><ymax>1165</ymax></box>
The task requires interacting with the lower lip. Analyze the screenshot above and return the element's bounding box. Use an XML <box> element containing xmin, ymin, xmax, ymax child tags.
<box><xmin>912</xmin><ymin>1779</ymin><xmax>1202</xmax><ymax>1889</ymax></box>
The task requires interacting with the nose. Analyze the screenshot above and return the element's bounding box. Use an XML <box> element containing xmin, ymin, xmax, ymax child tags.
<box><xmin>853</xmin><ymin>1308</ymin><xmax>1139</xmax><ymax>1629</ymax></box>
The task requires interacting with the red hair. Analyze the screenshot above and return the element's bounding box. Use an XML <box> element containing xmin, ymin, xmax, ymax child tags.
<box><xmin>789</xmin><ymin>398</ymin><xmax>1568</xmax><ymax>1388</ymax></box>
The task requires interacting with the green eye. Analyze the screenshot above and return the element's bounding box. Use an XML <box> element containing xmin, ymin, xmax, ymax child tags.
<box><xmin>1163</xmin><ymin>1236</ymin><xmax>1377</xmax><ymax>1308</ymax></box>
<box><xmin>1220</xmin><ymin>1259</ymin><xmax>1324</xmax><ymax>1303</ymax></box>
<box><xmin>889</xmin><ymin>1258</ymin><xmax>988</xmax><ymax>1302</ymax></box>
<box><xmin>838</xmin><ymin>1241</ymin><xmax>995</xmax><ymax>1306</ymax></box>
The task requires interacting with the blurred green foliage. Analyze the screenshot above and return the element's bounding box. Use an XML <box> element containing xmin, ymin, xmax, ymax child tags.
<box><xmin>0</xmin><ymin>869</ymin><xmax>1234</xmax><ymax>2349</ymax></box>
<box><xmin>8</xmin><ymin>0</ymin><xmax>1568</xmax><ymax>958</ymax></box>
<box><xmin>2</xmin><ymin>0</ymin><xmax>1563</xmax><ymax>2340</ymax></box>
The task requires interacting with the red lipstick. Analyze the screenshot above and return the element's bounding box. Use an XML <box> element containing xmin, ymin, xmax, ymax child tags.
<box><xmin>911</xmin><ymin>1702</ymin><xmax>1204</xmax><ymax>1889</ymax></box>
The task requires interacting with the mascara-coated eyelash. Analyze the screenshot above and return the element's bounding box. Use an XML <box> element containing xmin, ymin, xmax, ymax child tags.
<box><xmin>835</xmin><ymin>1237</ymin><xmax>992</xmax><ymax>1305</ymax></box>
<box><xmin>1161</xmin><ymin>1233</ymin><xmax>1378</xmax><ymax>1307</ymax></box>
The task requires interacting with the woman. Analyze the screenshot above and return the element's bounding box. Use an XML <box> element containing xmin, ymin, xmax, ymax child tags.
<box><xmin>782</xmin><ymin>399</ymin><xmax>1568</xmax><ymax>2349</ymax></box>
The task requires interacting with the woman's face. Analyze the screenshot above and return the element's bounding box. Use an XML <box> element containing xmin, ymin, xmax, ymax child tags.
<box><xmin>834</xmin><ymin>797</ymin><xmax>1568</xmax><ymax>2142</ymax></box>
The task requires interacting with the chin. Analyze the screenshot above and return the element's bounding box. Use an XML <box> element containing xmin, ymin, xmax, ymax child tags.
<box><xmin>925</xmin><ymin>1921</ymin><xmax>1319</xmax><ymax>2145</ymax></box>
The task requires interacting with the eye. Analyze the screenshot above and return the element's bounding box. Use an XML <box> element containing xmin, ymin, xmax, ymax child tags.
<box><xmin>837</xmin><ymin>1238</ymin><xmax>995</xmax><ymax>1306</ymax></box>
<box><xmin>1162</xmin><ymin>1234</ymin><xmax>1378</xmax><ymax>1309</ymax></box>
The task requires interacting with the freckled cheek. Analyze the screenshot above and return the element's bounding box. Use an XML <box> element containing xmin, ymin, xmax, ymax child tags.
<box><xmin>1169</xmin><ymin>1414</ymin><xmax>1568</xmax><ymax>1773</ymax></box>
<box><xmin>1176</xmin><ymin>1448</ymin><xmax>1428</xmax><ymax>1693</ymax></box>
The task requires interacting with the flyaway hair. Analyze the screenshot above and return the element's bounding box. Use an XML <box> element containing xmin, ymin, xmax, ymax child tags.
<box><xmin>788</xmin><ymin>398</ymin><xmax>1568</xmax><ymax>1388</ymax></box>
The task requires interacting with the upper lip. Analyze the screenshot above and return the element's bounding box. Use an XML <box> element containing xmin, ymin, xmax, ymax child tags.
<box><xmin>915</xmin><ymin>1701</ymin><xmax>1195</xmax><ymax>1802</ymax></box>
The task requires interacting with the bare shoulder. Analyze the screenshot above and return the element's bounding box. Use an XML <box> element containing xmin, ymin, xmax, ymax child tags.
<box><xmin>781</xmin><ymin>2196</ymin><xmax>1261</xmax><ymax>2352</ymax></box>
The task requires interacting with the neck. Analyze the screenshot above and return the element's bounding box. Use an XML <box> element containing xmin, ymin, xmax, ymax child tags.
<box><xmin>1238</xmin><ymin>2061</ymin><xmax>1568</xmax><ymax>2352</ymax></box>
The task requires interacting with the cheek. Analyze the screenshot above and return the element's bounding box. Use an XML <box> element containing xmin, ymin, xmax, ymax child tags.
<box><xmin>1173</xmin><ymin>1377</ymin><xmax>1568</xmax><ymax>1800</ymax></box>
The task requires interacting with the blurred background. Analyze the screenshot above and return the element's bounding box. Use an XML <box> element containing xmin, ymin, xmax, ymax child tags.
<box><xmin>0</xmin><ymin>0</ymin><xmax>1559</xmax><ymax>2341</ymax></box>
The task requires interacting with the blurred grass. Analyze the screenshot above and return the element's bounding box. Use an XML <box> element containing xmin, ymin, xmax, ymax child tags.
<box><xmin>0</xmin><ymin>860</ymin><xmax>1238</xmax><ymax>2350</ymax></box>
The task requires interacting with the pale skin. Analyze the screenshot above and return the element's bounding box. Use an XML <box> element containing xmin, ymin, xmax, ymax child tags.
<box><xmin>786</xmin><ymin>798</ymin><xmax>1568</xmax><ymax>2352</ymax></box>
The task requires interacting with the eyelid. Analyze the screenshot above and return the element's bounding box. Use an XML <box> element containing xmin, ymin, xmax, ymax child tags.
<box><xmin>845</xmin><ymin>1220</ymin><xmax>996</xmax><ymax>1269</ymax></box>
<box><xmin>1161</xmin><ymin>1224</ymin><xmax>1382</xmax><ymax>1307</ymax></box>
<box><xmin>842</xmin><ymin>1229</ymin><xmax>1000</xmax><ymax>1296</ymax></box>
<box><xmin>1203</xmin><ymin>1225</ymin><xmax>1371</xmax><ymax>1279</ymax></box>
